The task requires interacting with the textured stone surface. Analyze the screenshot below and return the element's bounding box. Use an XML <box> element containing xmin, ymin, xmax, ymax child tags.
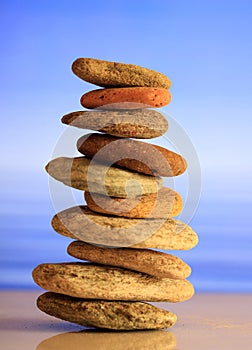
<box><xmin>80</xmin><ymin>87</ymin><xmax>171</xmax><ymax>110</ymax></box>
<box><xmin>37</xmin><ymin>292</ymin><xmax>177</xmax><ymax>330</ymax></box>
<box><xmin>32</xmin><ymin>263</ymin><xmax>194</xmax><ymax>302</ymax></box>
<box><xmin>67</xmin><ymin>241</ymin><xmax>191</xmax><ymax>279</ymax></box>
<box><xmin>72</xmin><ymin>57</ymin><xmax>172</xmax><ymax>88</ymax></box>
<box><xmin>85</xmin><ymin>187</ymin><xmax>182</xmax><ymax>218</ymax></box>
<box><xmin>45</xmin><ymin>157</ymin><xmax>162</xmax><ymax>198</ymax></box>
<box><xmin>61</xmin><ymin>109</ymin><xmax>168</xmax><ymax>139</ymax></box>
<box><xmin>77</xmin><ymin>133</ymin><xmax>187</xmax><ymax>177</ymax></box>
<box><xmin>51</xmin><ymin>206</ymin><xmax>199</xmax><ymax>249</ymax></box>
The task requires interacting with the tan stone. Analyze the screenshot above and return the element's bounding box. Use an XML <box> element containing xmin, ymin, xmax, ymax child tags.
<box><xmin>45</xmin><ymin>157</ymin><xmax>162</xmax><ymax>198</ymax></box>
<box><xmin>67</xmin><ymin>241</ymin><xmax>191</xmax><ymax>279</ymax></box>
<box><xmin>72</xmin><ymin>57</ymin><xmax>172</xmax><ymax>88</ymax></box>
<box><xmin>51</xmin><ymin>206</ymin><xmax>199</xmax><ymax>249</ymax></box>
<box><xmin>32</xmin><ymin>263</ymin><xmax>194</xmax><ymax>302</ymax></box>
<box><xmin>61</xmin><ymin>109</ymin><xmax>168</xmax><ymax>139</ymax></box>
<box><xmin>37</xmin><ymin>292</ymin><xmax>177</xmax><ymax>330</ymax></box>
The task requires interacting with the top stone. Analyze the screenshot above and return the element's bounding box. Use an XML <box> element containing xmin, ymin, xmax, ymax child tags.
<box><xmin>72</xmin><ymin>58</ymin><xmax>172</xmax><ymax>89</ymax></box>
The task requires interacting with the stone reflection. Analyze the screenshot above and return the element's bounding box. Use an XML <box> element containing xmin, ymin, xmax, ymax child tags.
<box><xmin>36</xmin><ymin>329</ymin><xmax>176</xmax><ymax>350</ymax></box>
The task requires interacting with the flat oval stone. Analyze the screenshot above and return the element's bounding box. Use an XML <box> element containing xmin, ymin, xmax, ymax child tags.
<box><xmin>51</xmin><ymin>205</ymin><xmax>199</xmax><ymax>249</ymax></box>
<box><xmin>37</xmin><ymin>292</ymin><xmax>177</xmax><ymax>330</ymax></box>
<box><xmin>67</xmin><ymin>240</ymin><xmax>191</xmax><ymax>279</ymax></box>
<box><xmin>33</xmin><ymin>263</ymin><xmax>194</xmax><ymax>302</ymax></box>
<box><xmin>45</xmin><ymin>157</ymin><xmax>162</xmax><ymax>198</ymax></box>
<box><xmin>80</xmin><ymin>87</ymin><xmax>171</xmax><ymax>110</ymax></box>
<box><xmin>84</xmin><ymin>187</ymin><xmax>183</xmax><ymax>218</ymax></box>
<box><xmin>77</xmin><ymin>133</ymin><xmax>187</xmax><ymax>177</ymax></box>
<box><xmin>61</xmin><ymin>109</ymin><xmax>168</xmax><ymax>139</ymax></box>
<box><xmin>72</xmin><ymin>57</ymin><xmax>172</xmax><ymax>89</ymax></box>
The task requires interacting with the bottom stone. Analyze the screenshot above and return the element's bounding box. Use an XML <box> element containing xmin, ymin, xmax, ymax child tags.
<box><xmin>37</xmin><ymin>292</ymin><xmax>177</xmax><ymax>330</ymax></box>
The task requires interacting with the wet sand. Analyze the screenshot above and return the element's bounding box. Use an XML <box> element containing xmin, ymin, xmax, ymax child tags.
<box><xmin>1</xmin><ymin>291</ymin><xmax>252</xmax><ymax>350</ymax></box>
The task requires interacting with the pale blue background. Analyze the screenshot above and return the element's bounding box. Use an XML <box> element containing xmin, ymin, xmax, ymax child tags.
<box><xmin>1</xmin><ymin>0</ymin><xmax>252</xmax><ymax>291</ymax></box>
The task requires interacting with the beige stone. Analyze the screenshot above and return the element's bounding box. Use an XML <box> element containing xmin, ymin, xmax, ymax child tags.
<box><xmin>45</xmin><ymin>157</ymin><xmax>162</xmax><ymax>198</ymax></box>
<box><xmin>51</xmin><ymin>205</ymin><xmax>199</xmax><ymax>249</ymax></box>
<box><xmin>37</xmin><ymin>292</ymin><xmax>177</xmax><ymax>330</ymax></box>
<box><xmin>33</xmin><ymin>263</ymin><xmax>194</xmax><ymax>302</ymax></box>
<box><xmin>67</xmin><ymin>241</ymin><xmax>191</xmax><ymax>279</ymax></box>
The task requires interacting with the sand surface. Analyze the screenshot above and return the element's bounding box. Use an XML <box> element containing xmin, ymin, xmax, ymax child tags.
<box><xmin>1</xmin><ymin>291</ymin><xmax>252</xmax><ymax>350</ymax></box>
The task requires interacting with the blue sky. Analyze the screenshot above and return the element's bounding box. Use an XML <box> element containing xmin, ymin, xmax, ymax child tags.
<box><xmin>1</xmin><ymin>0</ymin><xmax>252</xmax><ymax>290</ymax></box>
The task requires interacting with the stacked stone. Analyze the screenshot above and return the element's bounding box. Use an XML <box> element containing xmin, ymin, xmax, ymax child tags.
<box><xmin>32</xmin><ymin>58</ymin><xmax>198</xmax><ymax>330</ymax></box>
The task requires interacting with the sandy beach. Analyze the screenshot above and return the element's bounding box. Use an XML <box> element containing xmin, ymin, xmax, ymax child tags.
<box><xmin>1</xmin><ymin>291</ymin><xmax>252</xmax><ymax>350</ymax></box>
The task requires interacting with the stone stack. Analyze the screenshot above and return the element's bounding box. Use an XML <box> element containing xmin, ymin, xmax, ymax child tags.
<box><xmin>32</xmin><ymin>58</ymin><xmax>198</xmax><ymax>330</ymax></box>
